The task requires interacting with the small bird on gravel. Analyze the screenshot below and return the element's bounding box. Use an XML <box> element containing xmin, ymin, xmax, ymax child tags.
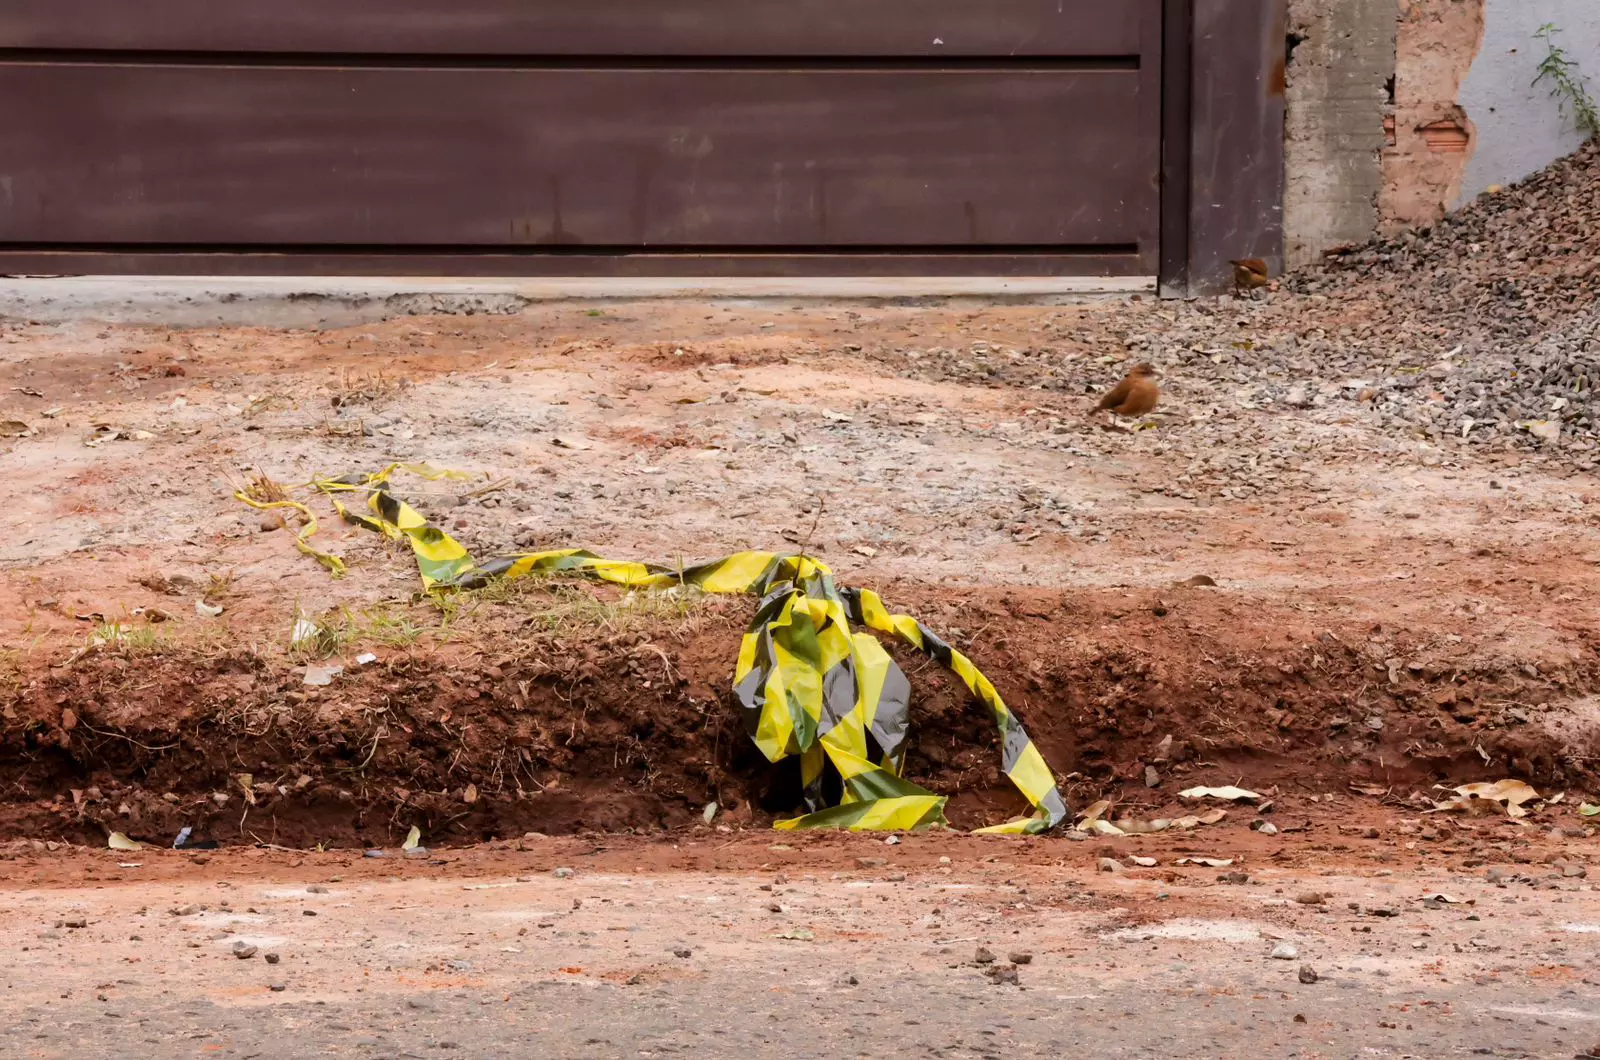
<box><xmin>1230</xmin><ymin>258</ymin><xmax>1271</xmax><ymax>295</ymax></box>
<box><xmin>1091</xmin><ymin>362</ymin><xmax>1160</xmax><ymax>426</ymax></box>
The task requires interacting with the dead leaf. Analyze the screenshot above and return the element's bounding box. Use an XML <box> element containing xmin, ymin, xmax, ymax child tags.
<box><xmin>1113</xmin><ymin>818</ymin><xmax>1172</xmax><ymax>835</ymax></box>
<box><xmin>1177</xmin><ymin>857</ymin><xmax>1234</xmax><ymax>868</ymax></box>
<box><xmin>773</xmin><ymin>928</ymin><xmax>815</xmax><ymax>941</ymax></box>
<box><xmin>1077</xmin><ymin>799</ymin><xmax>1112</xmax><ymax>824</ymax></box>
<box><xmin>0</xmin><ymin>420</ymin><xmax>32</xmax><ymax>438</ymax></box>
<box><xmin>402</xmin><ymin>825</ymin><xmax>422</xmax><ymax>851</ymax></box>
<box><xmin>1179</xmin><ymin>786</ymin><xmax>1262</xmax><ymax>802</ymax></box>
<box><xmin>1432</xmin><ymin>779</ymin><xmax>1541</xmax><ymax>817</ymax></box>
<box><xmin>1175</xmin><ymin>574</ymin><xmax>1217</xmax><ymax>587</ymax></box>
<box><xmin>551</xmin><ymin>436</ymin><xmax>593</xmax><ymax>451</ymax></box>
<box><xmin>1128</xmin><ymin>856</ymin><xmax>1158</xmax><ymax>867</ymax></box>
<box><xmin>463</xmin><ymin>783</ymin><xmax>479</xmax><ymax>805</ymax></box>
<box><xmin>195</xmin><ymin>600</ymin><xmax>224</xmax><ymax>618</ymax></box>
<box><xmin>10</xmin><ymin>386</ymin><xmax>43</xmax><ymax>397</ymax></box>
<box><xmin>237</xmin><ymin>773</ymin><xmax>257</xmax><ymax>806</ymax></box>
<box><xmin>1085</xmin><ymin>819</ymin><xmax>1126</xmax><ymax>836</ymax></box>
<box><xmin>1579</xmin><ymin>803</ymin><xmax>1599</xmax><ymax>817</ymax></box>
<box><xmin>108</xmin><ymin>832</ymin><xmax>143</xmax><ymax>852</ymax></box>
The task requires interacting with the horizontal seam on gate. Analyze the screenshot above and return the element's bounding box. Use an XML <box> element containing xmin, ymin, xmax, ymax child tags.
<box><xmin>0</xmin><ymin>49</ymin><xmax>1141</xmax><ymax>72</ymax></box>
<box><xmin>0</xmin><ymin>244</ymin><xmax>1146</xmax><ymax>257</ymax></box>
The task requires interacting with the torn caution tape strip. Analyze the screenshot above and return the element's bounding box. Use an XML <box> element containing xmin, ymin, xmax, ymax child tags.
<box><xmin>246</xmin><ymin>465</ymin><xmax>1068</xmax><ymax>835</ymax></box>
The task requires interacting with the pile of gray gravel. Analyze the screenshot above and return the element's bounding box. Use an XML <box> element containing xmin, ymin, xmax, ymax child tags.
<box><xmin>1286</xmin><ymin>140</ymin><xmax>1600</xmax><ymax>454</ymax></box>
<box><xmin>857</xmin><ymin>143</ymin><xmax>1599</xmax><ymax>474</ymax></box>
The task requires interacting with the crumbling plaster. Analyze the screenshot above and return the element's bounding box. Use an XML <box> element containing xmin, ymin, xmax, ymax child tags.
<box><xmin>1284</xmin><ymin>0</ymin><xmax>1597</xmax><ymax>259</ymax></box>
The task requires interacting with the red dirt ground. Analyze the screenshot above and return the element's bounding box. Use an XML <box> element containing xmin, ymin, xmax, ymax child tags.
<box><xmin>1</xmin><ymin>300</ymin><xmax>1597</xmax><ymax>850</ymax></box>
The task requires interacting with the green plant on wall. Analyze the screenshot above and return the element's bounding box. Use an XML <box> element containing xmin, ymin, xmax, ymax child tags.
<box><xmin>1533</xmin><ymin>23</ymin><xmax>1599</xmax><ymax>140</ymax></box>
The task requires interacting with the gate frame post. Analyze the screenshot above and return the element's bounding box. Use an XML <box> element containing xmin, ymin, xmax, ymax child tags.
<box><xmin>1159</xmin><ymin>0</ymin><xmax>1287</xmax><ymax>297</ymax></box>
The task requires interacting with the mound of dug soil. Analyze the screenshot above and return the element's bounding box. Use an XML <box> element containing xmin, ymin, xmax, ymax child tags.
<box><xmin>2</xmin><ymin>584</ymin><xmax>1594</xmax><ymax>850</ymax></box>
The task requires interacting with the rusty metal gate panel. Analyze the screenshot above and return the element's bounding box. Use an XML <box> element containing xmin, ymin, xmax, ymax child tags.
<box><xmin>0</xmin><ymin>0</ymin><xmax>1164</xmax><ymax>277</ymax></box>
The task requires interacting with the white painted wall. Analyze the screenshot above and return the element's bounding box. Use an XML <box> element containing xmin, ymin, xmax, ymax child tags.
<box><xmin>1457</xmin><ymin>0</ymin><xmax>1599</xmax><ymax>204</ymax></box>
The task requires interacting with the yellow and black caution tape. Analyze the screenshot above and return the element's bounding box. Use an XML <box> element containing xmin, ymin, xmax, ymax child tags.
<box><xmin>248</xmin><ymin>465</ymin><xmax>1069</xmax><ymax>835</ymax></box>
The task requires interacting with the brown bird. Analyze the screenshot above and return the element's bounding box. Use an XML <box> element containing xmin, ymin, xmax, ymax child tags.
<box><xmin>1230</xmin><ymin>258</ymin><xmax>1271</xmax><ymax>294</ymax></box>
<box><xmin>1092</xmin><ymin>362</ymin><xmax>1160</xmax><ymax>426</ymax></box>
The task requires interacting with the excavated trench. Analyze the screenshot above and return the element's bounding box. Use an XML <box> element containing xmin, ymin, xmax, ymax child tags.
<box><xmin>3</xmin><ymin>582</ymin><xmax>1594</xmax><ymax>850</ymax></box>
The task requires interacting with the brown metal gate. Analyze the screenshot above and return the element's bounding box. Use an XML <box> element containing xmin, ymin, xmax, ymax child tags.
<box><xmin>0</xmin><ymin>1</ymin><xmax>1283</xmax><ymax>288</ymax></box>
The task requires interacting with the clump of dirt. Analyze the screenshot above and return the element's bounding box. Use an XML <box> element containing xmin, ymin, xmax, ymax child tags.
<box><xmin>2</xmin><ymin>583</ymin><xmax>1594</xmax><ymax>849</ymax></box>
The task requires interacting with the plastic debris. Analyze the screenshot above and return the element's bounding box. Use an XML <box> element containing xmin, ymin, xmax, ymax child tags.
<box><xmin>301</xmin><ymin>664</ymin><xmax>342</xmax><ymax>687</ymax></box>
<box><xmin>290</xmin><ymin>615</ymin><xmax>321</xmax><ymax>649</ymax></box>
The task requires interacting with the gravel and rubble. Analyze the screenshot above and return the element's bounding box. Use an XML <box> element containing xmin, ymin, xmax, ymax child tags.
<box><xmin>875</xmin><ymin>141</ymin><xmax>1600</xmax><ymax>471</ymax></box>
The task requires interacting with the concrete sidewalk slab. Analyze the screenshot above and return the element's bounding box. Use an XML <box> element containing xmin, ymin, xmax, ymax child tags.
<box><xmin>0</xmin><ymin>275</ymin><xmax>1154</xmax><ymax>329</ymax></box>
